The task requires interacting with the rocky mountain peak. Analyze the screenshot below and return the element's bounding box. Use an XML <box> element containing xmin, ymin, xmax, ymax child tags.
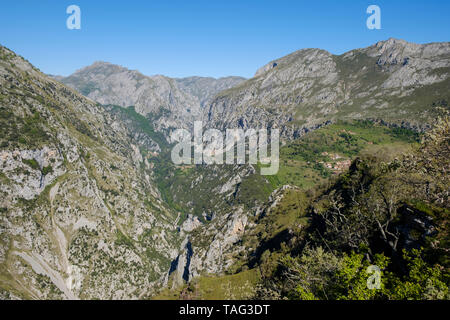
<box><xmin>366</xmin><ymin>38</ymin><xmax>450</xmax><ymax>62</ymax></box>
<box><xmin>91</xmin><ymin>60</ymin><xmax>114</xmax><ymax>67</ymax></box>
<box><xmin>72</xmin><ymin>61</ymin><xmax>138</xmax><ymax>78</ymax></box>
<box><xmin>254</xmin><ymin>48</ymin><xmax>332</xmax><ymax>77</ymax></box>
<box><xmin>375</xmin><ymin>37</ymin><xmax>409</xmax><ymax>48</ymax></box>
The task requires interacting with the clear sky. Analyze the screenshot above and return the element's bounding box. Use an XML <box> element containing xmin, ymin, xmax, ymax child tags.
<box><xmin>0</xmin><ymin>0</ymin><xmax>449</xmax><ymax>78</ymax></box>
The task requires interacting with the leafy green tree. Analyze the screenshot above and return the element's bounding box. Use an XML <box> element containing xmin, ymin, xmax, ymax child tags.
<box><xmin>332</xmin><ymin>252</ymin><xmax>389</xmax><ymax>300</ymax></box>
<box><xmin>388</xmin><ymin>249</ymin><xmax>449</xmax><ymax>300</ymax></box>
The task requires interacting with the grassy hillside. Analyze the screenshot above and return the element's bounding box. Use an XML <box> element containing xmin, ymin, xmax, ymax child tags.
<box><xmin>153</xmin><ymin>269</ymin><xmax>261</xmax><ymax>300</ymax></box>
<box><xmin>274</xmin><ymin>120</ymin><xmax>419</xmax><ymax>188</ymax></box>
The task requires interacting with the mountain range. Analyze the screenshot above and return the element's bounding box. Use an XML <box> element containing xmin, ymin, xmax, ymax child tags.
<box><xmin>0</xmin><ymin>38</ymin><xmax>449</xmax><ymax>300</ymax></box>
<box><xmin>56</xmin><ymin>38</ymin><xmax>450</xmax><ymax>138</ymax></box>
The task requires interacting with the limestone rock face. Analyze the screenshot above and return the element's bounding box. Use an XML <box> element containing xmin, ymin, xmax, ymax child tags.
<box><xmin>0</xmin><ymin>46</ymin><xmax>179</xmax><ymax>300</ymax></box>
<box><xmin>57</xmin><ymin>62</ymin><xmax>200</xmax><ymax>132</ymax></box>
<box><xmin>206</xmin><ymin>39</ymin><xmax>450</xmax><ymax>137</ymax></box>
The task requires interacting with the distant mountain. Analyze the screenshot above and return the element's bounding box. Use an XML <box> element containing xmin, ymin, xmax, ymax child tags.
<box><xmin>206</xmin><ymin>38</ymin><xmax>450</xmax><ymax>137</ymax></box>
<box><xmin>54</xmin><ymin>63</ymin><xmax>245</xmax><ymax>134</ymax></box>
<box><xmin>54</xmin><ymin>62</ymin><xmax>200</xmax><ymax>132</ymax></box>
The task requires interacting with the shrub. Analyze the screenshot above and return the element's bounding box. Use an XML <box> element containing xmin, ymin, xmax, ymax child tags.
<box><xmin>41</xmin><ymin>165</ymin><xmax>53</xmax><ymax>176</ymax></box>
<box><xmin>22</xmin><ymin>158</ymin><xmax>40</xmax><ymax>170</ymax></box>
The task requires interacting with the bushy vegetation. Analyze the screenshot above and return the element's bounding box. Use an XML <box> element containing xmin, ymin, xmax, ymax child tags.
<box><xmin>0</xmin><ymin>107</ymin><xmax>50</xmax><ymax>149</ymax></box>
<box><xmin>274</xmin><ymin>120</ymin><xmax>418</xmax><ymax>188</ymax></box>
<box><xmin>22</xmin><ymin>158</ymin><xmax>40</xmax><ymax>170</ymax></box>
<box><xmin>275</xmin><ymin>247</ymin><xmax>448</xmax><ymax>300</ymax></box>
<box><xmin>249</xmin><ymin>111</ymin><xmax>450</xmax><ymax>300</ymax></box>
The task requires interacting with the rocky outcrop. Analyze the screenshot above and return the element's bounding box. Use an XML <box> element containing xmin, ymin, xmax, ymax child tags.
<box><xmin>168</xmin><ymin>184</ymin><xmax>299</xmax><ymax>286</ymax></box>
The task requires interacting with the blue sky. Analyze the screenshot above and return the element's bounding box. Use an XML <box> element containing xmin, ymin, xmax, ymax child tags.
<box><xmin>0</xmin><ymin>0</ymin><xmax>449</xmax><ymax>78</ymax></box>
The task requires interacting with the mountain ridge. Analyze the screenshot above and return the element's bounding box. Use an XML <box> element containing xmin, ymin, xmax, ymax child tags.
<box><xmin>54</xmin><ymin>62</ymin><xmax>246</xmax><ymax>134</ymax></box>
<box><xmin>51</xmin><ymin>38</ymin><xmax>450</xmax><ymax>142</ymax></box>
<box><xmin>207</xmin><ymin>38</ymin><xmax>450</xmax><ymax>137</ymax></box>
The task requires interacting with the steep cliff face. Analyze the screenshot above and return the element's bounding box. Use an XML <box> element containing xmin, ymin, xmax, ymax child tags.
<box><xmin>206</xmin><ymin>39</ymin><xmax>450</xmax><ymax>136</ymax></box>
<box><xmin>0</xmin><ymin>46</ymin><xmax>180</xmax><ymax>299</ymax></box>
<box><xmin>165</xmin><ymin>164</ymin><xmax>259</xmax><ymax>287</ymax></box>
